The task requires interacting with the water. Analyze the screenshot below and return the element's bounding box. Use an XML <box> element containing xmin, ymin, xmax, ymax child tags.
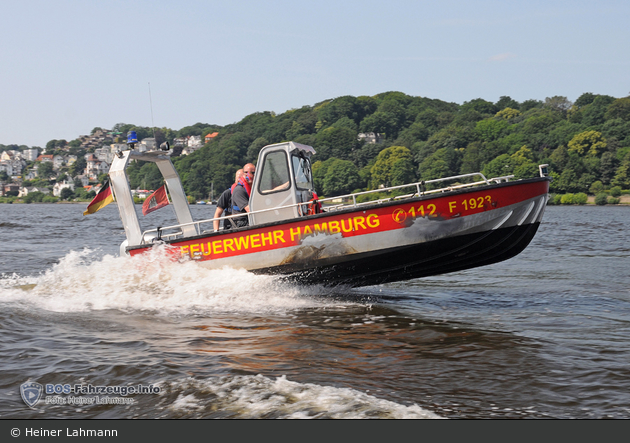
<box><xmin>0</xmin><ymin>203</ymin><xmax>629</xmax><ymax>419</ymax></box>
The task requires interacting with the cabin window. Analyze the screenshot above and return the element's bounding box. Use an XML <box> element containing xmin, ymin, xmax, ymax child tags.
<box><xmin>292</xmin><ymin>155</ymin><xmax>312</xmax><ymax>191</ymax></box>
<box><xmin>258</xmin><ymin>150</ymin><xmax>291</xmax><ymax>194</ymax></box>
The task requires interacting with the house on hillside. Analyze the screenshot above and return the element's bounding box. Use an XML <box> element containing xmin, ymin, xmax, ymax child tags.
<box><xmin>94</xmin><ymin>147</ymin><xmax>114</xmax><ymax>163</ymax></box>
<box><xmin>79</xmin><ymin>129</ymin><xmax>112</xmax><ymax>149</ymax></box>
<box><xmin>18</xmin><ymin>186</ymin><xmax>51</xmax><ymax>197</ymax></box>
<box><xmin>139</xmin><ymin>138</ymin><xmax>156</xmax><ymax>152</ymax></box>
<box><xmin>205</xmin><ymin>132</ymin><xmax>219</xmax><ymax>143</ymax></box>
<box><xmin>1</xmin><ymin>183</ymin><xmax>20</xmax><ymax>196</ymax></box>
<box><xmin>85</xmin><ymin>154</ymin><xmax>109</xmax><ymax>180</ymax></box>
<box><xmin>36</xmin><ymin>154</ymin><xmax>54</xmax><ymax>163</ymax></box>
<box><xmin>0</xmin><ymin>161</ymin><xmax>14</xmax><ymax>176</ymax></box>
<box><xmin>110</xmin><ymin>143</ymin><xmax>127</xmax><ymax>154</ymax></box>
<box><xmin>53</xmin><ymin>155</ymin><xmax>66</xmax><ymax>171</ymax></box>
<box><xmin>188</xmin><ymin>135</ymin><xmax>202</xmax><ymax>147</ymax></box>
<box><xmin>181</xmin><ymin>135</ymin><xmax>203</xmax><ymax>155</ymax></box>
<box><xmin>23</xmin><ymin>170</ymin><xmax>38</xmax><ymax>180</ymax></box>
<box><xmin>75</xmin><ymin>175</ymin><xmax>89</xmax><ymax>187</ymax></box>
<box><xmin>357</xmin><ymin>132</ymin><xmax>384</xmax><ymax>144</ymax></box>
<box><xmin>53</xmin><ymin>180</ymin><xmax>75</xmax><ymax>197</ymax></box>
<box><xmin>23</xmin><ymin>148</ymin><xmax>39</xmax><ymax>161</ymax></box>
<box><xmin>1</xmin><ymin>158</ymin><xmax>26</xmax><ymax>176</ymax></box>
<box><xmin>1</xmin><ymin>151</ymin><xmax>15</xmax><ymax>161</ymax></box>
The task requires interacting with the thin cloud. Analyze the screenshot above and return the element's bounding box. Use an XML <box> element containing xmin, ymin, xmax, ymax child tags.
<box><xmin>488</xmin><ymin>53</ymin><xmax>516</xmax><ymax>62</ymax></box>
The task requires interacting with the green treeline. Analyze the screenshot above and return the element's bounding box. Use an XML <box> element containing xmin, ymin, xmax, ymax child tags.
<box><xmin>48</xmin><ymin>91</ymin><xmax>630</xmax><ymax>200</ymax></box>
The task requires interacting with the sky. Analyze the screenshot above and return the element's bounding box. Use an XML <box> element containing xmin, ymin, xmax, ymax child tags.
<box><xmin>1</xmin><ymin>0</ymin><xmax>629</xmax><ymax>148</ymax></box>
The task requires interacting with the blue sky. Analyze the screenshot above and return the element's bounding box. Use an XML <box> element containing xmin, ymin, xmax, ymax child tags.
<box><xmin>1</xmin><ymin>0</ymin><xmax>629</xmax><ymax>148</ymax></box>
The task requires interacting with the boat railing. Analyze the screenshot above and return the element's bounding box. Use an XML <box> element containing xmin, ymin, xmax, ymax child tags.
<box><xmin>139</xmin><ymin>199</ymin><xmax>320</xmax><ymax>244</ymax></box>
<box><xmin>317</xmin><ymin>172</ymin><xmax>515</xmax><ymax>210</ymax></box>
<box><xmin>138</xmin><ymin>171</ymin><xmax>515</xmax><ymax>244</ymax></box>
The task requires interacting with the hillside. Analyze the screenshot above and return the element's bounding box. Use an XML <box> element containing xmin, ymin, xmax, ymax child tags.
<box><xmin>163</xmin><ymin>91</ymin><xmax>630</xmax><ymax>200</ymax></box>
<box><xmin>3</xmin><ymin>91</ymin><xmax>630</xmax><ymax>202</ymax></box>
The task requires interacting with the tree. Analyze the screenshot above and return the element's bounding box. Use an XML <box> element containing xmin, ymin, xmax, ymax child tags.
<box><xmin>37</xmin><ymin>161</ymin><xmax>54</xmax><ymax>179</ymax></box>
<box><xmin>495</xmin><ymin>107</ymin><xmax>521</xmax><ymax>120</ymax></box>
<box><xmin>69</xmin><ymin>156</ymin><xmax>86</xmax><ymax>177</ymax></box>
<box><xmin>495</xmin><ymin>96</ymin><xmax>520</xmax><ymax>111</ymax></box>
<box><xmin>475</xmin><ymin>118</ymin><xmax>509</xmax><ymax>142</ymax></box>
<box><xmin>246</xmin><ymin>137</ymin><xmax>269</xmax><ymax>163</ymax></box>
<box><xmin>582</xmin><ymin>95</ymin><xmax>616</xmax><ymax>126</ymax></box>
<box><xmin>543</xmin><ymin>96</ymin><xmax>573</xmax><ymax>114</ymax></box>
<box><xmin>322</xmin><ymin>159</ymin><xmax>362</xmax><ymax>196</ymax></box>
<box><xmin>595</xmin><ymin>193</ymin><xmax>608</xmax><ymax>205</ymax></box>
<box><xmin>568</xmin><ymin>131</ymin><xmax>607</xmax><ymax>156</ymax></box>
<box><xmin>394</xmin><ymin>122</ymin><xmax>429</xmax><ymax>148</ymax></box>
<box><xmin>462</xmin><ymin>98</ymin><xmax>498</xmax><ymax>115</ymax></box>
<box><xmin>314</xmin><ymin>126</ymin><xmax>358</xmax><ymax>161</ymax></box>
<box><xmin>359</xmin><ymin>112</ymin><xmax>397</xmax><ymax>139</ymax></box>
<box><xmin>23</xmin><ymin>191</ymin><xmax>45</xmax><ymax>203</ymax></box>
<box><xmin>605</xmin><ymin>97</ymin><xmax>630</xmax><ymax>121</ymax></box>
<box><xmin>482</xmin><ymin>154</ymin><xmax>512</xmax><ymax>179</ymax></box>
<box><xmin>599</xmin><ymin>152</ymin><xmax>618</xmax><ymax>185</ymax></box>
<box><xmin>589</xmin><ymin>180</ymin><xmax>604</xmax><ymax>194</ymax></box>
<box><xmin>611</xmin><ymin>152</ymin><xmax>630</xmax><ymax>188</ymax></box>
<box><xmin>60</xmin><ymin>187</ymin><xmax>74</xmax><ymax>200</ymax></box>
<box><xmin>390</xmin><ymin>157</ymin><xmax>416</xmax><ymax>186</ymax></box>
<box><xmin>419</xmin><ymin>147</ymin><xmax>460</xmax><ymax>182</ymax></box>
<box><xmin>370</xmin><ymin>146</ymin><xmax>414</xmax><ymax>188</ymax></box>
<box><xmin>574</xmin><ymin>92</ymin><xmax>597</xmax><ymax>108</ymax></box>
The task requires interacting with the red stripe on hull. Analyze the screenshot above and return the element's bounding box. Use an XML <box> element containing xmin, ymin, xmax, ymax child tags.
<box><xmin>128</xmin><ymin>178</ymin><xmax>549</xmax><ymax>266</ymax></box>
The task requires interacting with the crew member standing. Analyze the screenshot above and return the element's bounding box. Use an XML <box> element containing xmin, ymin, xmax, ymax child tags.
<box><xmin>213</xmin><ymin>169</ymin><xmax>243</xmax><ymax>231</ymax></box>
<box><xmin>231</xmin><ymin>163</ymin><xmax>255</xmax><ymax>228</ymax></box>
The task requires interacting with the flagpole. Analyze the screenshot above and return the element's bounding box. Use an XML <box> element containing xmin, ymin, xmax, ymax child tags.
<box><xmin>163</xmin><ymin>182</ymin><xmax>171</xmax><ymax>204</ymax></box>
<box><xmin>148</xmin><ymin>82</ymin><xmax>156</xmax><ymax>142</ymax></box>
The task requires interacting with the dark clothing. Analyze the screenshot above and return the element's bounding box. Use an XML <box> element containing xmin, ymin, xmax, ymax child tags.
<box><xmin>216</xmin><ymin>188</ymin><xmax>235</xmax><ymax>230</ymax></box>
<box><xmin>231</xmin><ymin>184</ymin><xmax>250</xmax><ymax>228</ymax></box>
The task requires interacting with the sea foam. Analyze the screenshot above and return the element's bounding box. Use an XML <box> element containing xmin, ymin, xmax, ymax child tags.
<box><xmin>0</xmin><ymin>246</ymin><xmax>346</xmax><ymax>315</ymax></box>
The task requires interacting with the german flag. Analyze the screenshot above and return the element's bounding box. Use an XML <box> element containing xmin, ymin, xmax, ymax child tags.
<box><xmin>83</xmin><ymin>180</ymin><xmax>114</xmax><ymax>216</ymax></box>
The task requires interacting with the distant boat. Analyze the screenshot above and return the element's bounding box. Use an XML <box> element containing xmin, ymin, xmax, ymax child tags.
<box><xmin>196</xmin><ymin>201</ymin><xmax>206</xmax><ymax>205</ymax></box>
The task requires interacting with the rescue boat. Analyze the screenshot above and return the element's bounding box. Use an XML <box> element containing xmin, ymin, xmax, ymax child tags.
<box><xmin>108</xmin><ymin>140</ymin><xmax>551</xmax><ymax>288</ymax></box>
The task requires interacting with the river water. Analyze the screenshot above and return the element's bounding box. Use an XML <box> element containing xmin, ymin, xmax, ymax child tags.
<box><xmin>0</xmin><ymin>203</ymin><xmax>628</xmax><ymax>419</ymax></box>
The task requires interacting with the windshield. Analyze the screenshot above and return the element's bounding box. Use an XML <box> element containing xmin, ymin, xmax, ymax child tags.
<box><xmin>292</xmin><ymin>155</ymin><xmax>312</xmax><ymax>190</ymax></box>
<box><xmin>258</xmin><ymin>150</ymin><xmax>290</xmax><ymax>194</ymax></box>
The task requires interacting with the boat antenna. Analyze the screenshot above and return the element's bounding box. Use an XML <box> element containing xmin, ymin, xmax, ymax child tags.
<box><xmin>148</xmin><ymin>82</ymin><xmax>156</xmax><ymax>141</ymax></box>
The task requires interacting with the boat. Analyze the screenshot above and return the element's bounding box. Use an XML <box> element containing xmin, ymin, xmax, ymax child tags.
<box><xmin>108</xmin><ymin>140</ymin><xmax>551</xmax><ymax>288</ymax></box>
<box><xmin>196</xmin><ymin>201</ymin><xmax>206</xmax><ymax>205</ymax></box>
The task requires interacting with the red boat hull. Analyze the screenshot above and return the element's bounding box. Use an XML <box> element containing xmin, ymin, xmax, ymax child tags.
<box><xmin>128</xmin><ymin>177</ymin><xmax>550</xmax><ymax>287</ymax></box>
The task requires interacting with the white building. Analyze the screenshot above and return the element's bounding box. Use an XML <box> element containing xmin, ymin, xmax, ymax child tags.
<box><xmin>94</xmin><ymin>147</ymin><xmax>114</xmax><ymax>163</ymax></box>
<box><xmin>357</xmin><ymin>132</ymin><xmax>384</xmax><ymax>144</ymax></box>
<box><xmin>18</xmin><ymin>186</ymin><xmax>51</xmax><ymax>197</ymax></box>
<box><xmin>53</xmin><ymin>155</ymin><xmax>65</xmax><ymax>171</ymax></box>
<box><xmin>139</xmin><ymin>138</ymin><xmax>156</xmax><ymax>152</ymax></box>
<box><xmin>24</xmin><ymin>170</ymin><xmax>38</xmax><ymax>180</ymax></box>
<box><xmin>188</xmin><ymin>135</ymin><xmax>202</xmax><ymax>148</ymax></box>
<box><xmin>23</xmin><ymin>149</ymin><xmax>39</xmax><ymax>161</ymax></box>
<box><xmin>75</xmin><ymin>175</ymin><xmax>90</xmax><ymax>187</ymax></box>
<box><xmin>85</xmin><ymin>154</ymin><xmax>110</xmax><ymax>180</ymax></box>
<box><xmin>181</xmin><ymin>135</ymin><xmax>203</xmax><ymax>155</ymax></box>
<box><xmin>0</xmin><ymin>159</ymin><xmax>25</xmax><ymax>176</ymax></box>
<box><xmin>0</xmin><ymin>161</ymin><xmax>13</xmax><ymax>176</ymax></box>
<box><xmin>53</xmin><ymin>180</ymin><xmax>75</xmax><ymax>197</ymax></box>
<box><xmin>110</xmin><ymin>143</ymin><xmax>127</xmax><ymax>154</ymax></box>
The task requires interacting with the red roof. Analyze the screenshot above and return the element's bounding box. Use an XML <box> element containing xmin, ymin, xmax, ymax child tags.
<box><xmin>205</xmin><ymin>132</ymin><xmax>219</xmax><ymax>139</ymax></box>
